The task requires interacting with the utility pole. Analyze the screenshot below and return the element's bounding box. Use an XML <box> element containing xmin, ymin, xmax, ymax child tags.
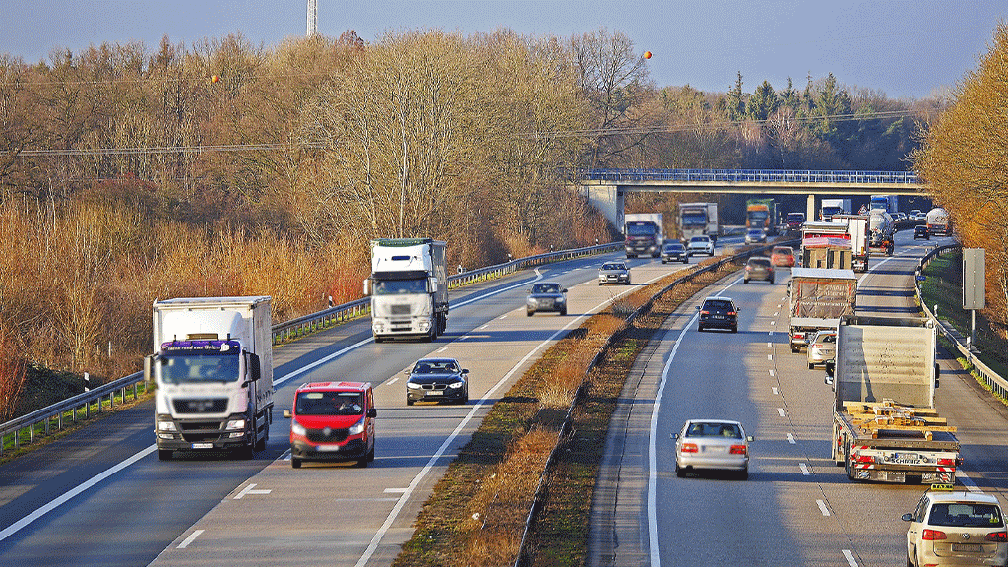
<box><xmin>306</xmin><ymin>0</ymin><xmax>318</xmax><ymax>36</ymax></box>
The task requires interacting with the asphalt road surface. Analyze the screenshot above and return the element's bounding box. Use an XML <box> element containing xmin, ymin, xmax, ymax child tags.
<box><xmin>592</xmin><ymin>229</ymin><xmax>1008</xmax><ymax>566</ymax></box>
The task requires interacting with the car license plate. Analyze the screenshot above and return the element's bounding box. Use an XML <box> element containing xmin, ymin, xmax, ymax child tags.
<box><xmin>952</xmin><ymin>543</ymin><xmax>982</xmax><ymax>552</ymax></box>
<box><xmin>426</xmin><ymin>391</ymin><xmax>443</xmax><ymax>396</ymax></box>
<box><xmin>192</xmin><ymin>443</ymin><xmax>213</xmax><ymax>449</ymax></box>
<box><xmin>705</xmin><ymin>446</ymin><xmax>727</xmax><ymax>454</ymax></box>
<box><xmin>317</xmin><ymin>445</ymin><xmax>341</xmax><ymax>452</ymax></box>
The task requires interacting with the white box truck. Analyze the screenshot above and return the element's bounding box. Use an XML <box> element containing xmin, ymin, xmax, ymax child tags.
<box><xmin>366</xmin><ymin>238</ymin><xmax>449</xmax><ymax>342</ymax></box>
<box><xmin>624</xmin><ymin>213</ymin><xmax>664</xmax><ymax>258</ymax></box>
<box><xmin>819</xmin><ymin>198</ymin><xmax>851</xmax><ymax>221</ymax></box>
<box><xmin>677</xmin><ymin>203</ymin><xmax>719</xmax><ymax>243</ymax></box>
<box><xmin>146</xmin><ymin>296</ymin><xmax>274</xmax><ymax>461</ymax></box>
<box><xmin>827</xmin><ymin>316</ymin><xmax>959</xmax><ymax>484</ymax></box>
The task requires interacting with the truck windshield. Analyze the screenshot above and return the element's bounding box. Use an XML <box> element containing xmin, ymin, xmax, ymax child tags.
<box><xmin>373</xmin><ymin>278</ymin><xmax>427</xmax><ymax>295</ymax></box>
<box><xmin>748</xmin><ymin>211</ymin><xmax>768</xmax><ymax>224</ymax></box>
<box><xmin>160</xmin><ymin>353</ymin><xmax>240</xmax><ymax>384</ymax></box>
<box><xmin>295</xmin><ymin>391</ymin><xmax>364</xmax><ymax>416</ymax></box>
<box><xmin>626</xmin><ymin>223</ymin><xmax>657</xmax><ymax>236</ymax></box>
<box><xmin>681</xmin><ymin>212</ymin><xmax>707</xmax><ymax>226</ymax></box>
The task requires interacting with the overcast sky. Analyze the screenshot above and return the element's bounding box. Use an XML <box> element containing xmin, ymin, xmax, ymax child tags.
<box><xmin>3</xmin><ymin>1</ymin><xmax>1005</xmax><ymax>98</ymax></box>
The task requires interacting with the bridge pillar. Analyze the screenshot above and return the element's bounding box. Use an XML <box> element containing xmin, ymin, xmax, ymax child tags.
<box><xmin>807</xmin><ymin>194</ymin><xmax>816</xmax><ymax>222</ymax></box>
<box><xmin>581</xmin><ymin>183</ymin><xmax>624</xmax><ymax>231</ymax></box>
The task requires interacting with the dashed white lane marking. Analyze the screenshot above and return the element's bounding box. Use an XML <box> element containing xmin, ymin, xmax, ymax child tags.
<box><xmin>773</xmin><ymin>311</ymin><xmax>779</xmax><ymax>317</ymax></box>
<box><xmin>787</xmin><ymin>433</ymin><xmax>795</xmax><ymax>444</ymax></box>
<box><xmin>769</xmin><ymin>369</ymin><xmax>775</xmax><ymax>377</ymax></box>
<box><xmin>177</xmin><ymin>530</ymin><xmax>204</xmax><ymax>549</ymax></box>
<box><xmin>767</xmin><ymin>354</ymin><xmax>773</xmax><ymax>361</ymax></box>
<box><xmin>800</xmin><ymin>463</ymin><xmax>811</xmax><ymax>476</ymax></box>
<box><xmin>386</xmin><ymin>378</ymin><xmax>398</xmax><ymax>386</ymax></box>
<box><xmin>817</xmin><ymin>500</ymin><xmax>831</xmax><ymax>516</ymax></box>
<box><xmin>770</xmin><ymin>321</ymin><xmax>776</xmax><ymax>325</ymax></box>
<box><xmin>383</xmin><ymin>488</ymin><xmax>409</xmax><ymax>494</ymax></box>
<box><xmin>777</xmin><ymin>303</ymin><xmax>782</xmax><ymax>308</ymax></box>
<box><xmin>960</xmin><ymin>473</ymin><xmax>981</xmax><ymax>492</ymax></box>
<box><xmin>234</xmin><ymin>483</ymin><xmax>272</xmax><ymax>499</ymax></box>
<box><xmin>498</xmin><ymin>315</ymin><xmax>508</xmax><ymax>319</ymax></box>
<box><xmin>777</xmin><ymin>408</ymin><xmax>786</xmax><ymax>417</ymax></box>
<box><xmin>843</xmin><ymin>549</ymin><xmax>859</xmax><ymax>567</ymax></box>
<box><xmin>767</xmin><ymin>342</ymin><xmax>772</xmax><ymax>348</ymax></box>
<box><xmin>479</xmin><ymin>324</ymin><xmax>488</xmax><ymax>330</ymax></box>
<box><xmin>772</xmin><ymin>387</ymin><xmax>779</xmax><ymax>395</ymax></box>
<box><xmin>436</xmin><ymin>346</ymin><xmax>449</xmax><ymax>352</ymax></box>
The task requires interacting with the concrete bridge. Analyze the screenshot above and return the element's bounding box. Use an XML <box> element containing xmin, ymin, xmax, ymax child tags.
<box><xmin>578</xmin><ymin>168</ymin><xmax>927</xmax><ymax>228</ymax></box>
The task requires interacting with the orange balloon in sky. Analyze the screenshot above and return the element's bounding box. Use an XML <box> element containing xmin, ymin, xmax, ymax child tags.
<box><xmin>644</xmin><ymin>51</ymin><xmax>652</xmax><ymax>59</ymax></box>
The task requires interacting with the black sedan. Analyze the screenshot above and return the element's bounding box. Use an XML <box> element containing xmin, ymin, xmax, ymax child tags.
<box><xmin>913</xmin><ymin>224</ymin><xmax>929</xmax><ymax>240</ymax></box>
<box><xmin>696</xmin><ymin>296</ymin><xmax>738</xmax><ymax>333</ymax></box>
<box><xmin>662</xmin><ymin>242</ymin><xmax>689</xmax><ymax>264</ymax></box>
<box><xmin>405</xmin><ymin>357</ymin><xmax>469</xmax><ymax>405</ymax></box>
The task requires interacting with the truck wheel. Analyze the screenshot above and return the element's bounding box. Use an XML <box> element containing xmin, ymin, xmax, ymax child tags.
<box><xmin>368</xmin><ymin>441</ymin><xmax>375</xmax><ymax>463</ymax></box>
<box><xmin>808</xmin><ymin>362</ymin><xmax>814</xmax><ymax>370</ymax></box>
<box><xmin>255</xmin><ymin>424</ymin><xmax>268</xmax><ymax>451</ymax></box>
<box><xmin>158</xmin><ymin>449</ymin><xmax>173</xmax><ymax>461</ymax></box>
<box><xmin>291</xmin><ymin>457</ymin><xmax>301</xmax><ymax>469</ymax></box>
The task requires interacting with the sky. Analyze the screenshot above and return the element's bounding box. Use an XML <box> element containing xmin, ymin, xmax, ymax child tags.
<box><xmin>2</xmin><ymin>1</ymin><xmax>1006</xmax><ymax>99</ymax></box>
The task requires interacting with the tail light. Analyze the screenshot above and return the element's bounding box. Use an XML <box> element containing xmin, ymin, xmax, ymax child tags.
<box><xmin>681</xmin><ymin>443</ymin><xmax>698</xmax><ymax>453</ymax></box>
<box><xmin>727</xmin><ymin>311</ymin><xmax>737</xmax><ymax>316</ymax></box>
<box><xmin>985</xmin><ymin>531</ymin><xmax>1007</xmax><ymax>542</ymax></box>
<box><xmin>729</xmin><ymin>445</ymin><xmax>747</xmax><ymax>455</ymax></box>
<box><xmin>700</xmin><ymin>310</ymin><xmax>710</xmax><ymax>316</ymax></box>
<box><xmin>922</xmin><ymin>529</ymin><xmax>946</xmax><ymax>540</ymax></box>
<box><xmin>745</xmin><ymin>266</ymin><xmax>752</xmax><ymax>271</ymax></box>
<box><xmin>936</xmin><ymin>458</ymin><xmax>955</xmax><ymax>467</ymax></box>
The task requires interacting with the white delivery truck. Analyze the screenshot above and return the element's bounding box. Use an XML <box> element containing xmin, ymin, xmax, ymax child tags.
<box><xmin>828</xmin><ymin>316</ymin><xmax>959</xmax><ymax>484</ymax></box>
<box><xmin>677</xmin><ymin>203</ymin><xmax>719</xmax><ymax>243</ymax></box>
<box><xmin>832</xmin><ymin>214</ymin><xmax>870</xmax><ymax>273</ymax></box>
<box><xmin>820</xmin><ymin>198</ymin><xmax>851</xmax><ymax>221</ymax></box>
<box><xmin>146</xmin><ymin>296</ymin><xmax>274</xmax><ymax>461</ymax></box>
<box><xmin>366</xmin><ymin>238</ymin><xmax>449</xmax><ymax>342</ymax></box>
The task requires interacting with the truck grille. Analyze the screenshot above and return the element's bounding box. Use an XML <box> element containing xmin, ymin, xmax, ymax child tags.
<box><xmin>306</xmin><ymin>427</ymin><xmax>349</xmax><ymax>443</ymax></box>
<box><xmin>173</xmin><ymin>399</ymin><xmax>228</xmax><ymax>414</ymax></box>
<box><xmin>390</xmin><ymin>304</ymin><xmax>411</xmax><ymax>315</ymax></box>
<box><xmin>178</xmin><ymin>420</ymin><xmax>225</xmax><ymax>442</ymax></box>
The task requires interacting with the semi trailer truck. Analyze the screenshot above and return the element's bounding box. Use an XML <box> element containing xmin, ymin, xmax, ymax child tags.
<box><xmin>365</xmin><ymin>238</ymin><xmax>449</xmax><ymax>343</ymax></box>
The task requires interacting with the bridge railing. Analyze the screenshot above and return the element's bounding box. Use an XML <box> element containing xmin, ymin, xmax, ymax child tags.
<box><xmin>580</xmin><ymin>168</ymin><xmax>920</xmax><ymax>184</ymax></box>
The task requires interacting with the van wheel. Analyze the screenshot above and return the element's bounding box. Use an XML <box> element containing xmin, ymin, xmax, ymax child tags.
<box><xmin>291</xmin><ymin>457</ymin><xmax>301</xmax><ymax>469</ymax></box>
<box><xmin>356</xmin><ymin>454</ymin><xmax>370</xmax><ymax>468</ymax></box>
<box><xmin>367</xmin><ymin>442</ymin><xmax>375</xmax><ymax>463</ymax></box>
<box><xmin>158</xmin><ymin>450</ymin><xmax>173</xmax><ymax>461</ymax></box>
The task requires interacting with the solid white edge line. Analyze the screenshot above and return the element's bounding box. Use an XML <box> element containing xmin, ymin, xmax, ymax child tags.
<box><xmin>177</xmin><ymin>529</ymin><xmax>204</xmax><ymax>549</ymax></box>
<box><xmin>355</xmin><ymin>267</ymin><xmax>672</xmax><ymax>567</ymax></box>
<box><xmin>843</xmin><ymin>548</ymin><xmax>859</xmax><ymax>567</ymax></box>
<box><xmin>817</xmin><ymin>500</ymin><xmax>831</xmax><ymax>517</ymax></box>
<box><xmin>0</xmin><ymin>443</ymin><xmax>158</xmax><ymax>542</ymax></box>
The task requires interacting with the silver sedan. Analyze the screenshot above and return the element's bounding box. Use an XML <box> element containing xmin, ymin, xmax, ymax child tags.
<box><xmin>673</xmin><ymin>419</ymin><xmax>753</xmax><ymax>479</ymax></box>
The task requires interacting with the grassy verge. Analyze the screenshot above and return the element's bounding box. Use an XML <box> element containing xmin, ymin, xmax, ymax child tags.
<box><xmin>392</xmin><ymin>255</ymin><xmax>747</xmax><ymax>567</ymax></box>
<box><xmin>919</xmin><ymin>249</ymin><xmax>1008</xmax><ymax>378</ymax></box>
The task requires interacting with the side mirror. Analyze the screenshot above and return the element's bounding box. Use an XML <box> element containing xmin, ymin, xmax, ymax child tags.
<box><xmin>824</xmin><ymin>375</ymin><xmax>835</xmax><ymax>386</ymax></box>
<box><xmin>934</xmin><ymin>363</ymin><xmax>940</xmax><ymax>389</ymax></box>
<box><xmin>283</xmin><ymin>409</ymin><xmax>292</xmax><ymax>418</ymax></box>
<box><xmin>363</xmin><ymin>278</ymin><xmax>371</xmax><ymax>296</ymax></box>
<box><xmin>902</xmin><ymin>513</ymin><xmax>914</xmax><ymax>522</ymax></box>
<box><xmin>367</xmin><ymin>408</ymin><xmax>377</xmax><ymax>418</ymax></box>
<box><xmin>246</xmin><ymin>352</ymin><xmax>262</xmax><ymax>382</ymax></box>
<box><xmin>429</xmin><ymin>277</ymin><xmax>438</xmax><ymax>292</ymax></box>
<box><xmin>462</xmin><ymin>369</ymin><xmax>469</xmax><ymax>374</ymax></box>
<box><xmin>562</xmin><ymin>288</ymin><xmax>568</xmax><ymax>293</ymax></box>
<box><xmin>671</xmin><ymin>433</ymin><xmax>679</xmax><ymax>440</ymax></box>
<box><xmin>144</xmin><ymin>354</ymin><xmax>155</xmax><ymax>382</ymax></box>
<box><xmin>695</xmin><ymin>305</ymin><xmax>701</xmax><ymax>311</ymax></box>
<box><xmin>746</xmin><ymin>435</ymin><xmax>754</xmax><ymax>442</ymax></box>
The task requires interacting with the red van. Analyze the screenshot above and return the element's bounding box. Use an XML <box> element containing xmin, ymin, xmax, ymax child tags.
<box><xmin>284</xmin><ymin>381</ymin><xmax>376</xmax><ymax>469</ymax></box>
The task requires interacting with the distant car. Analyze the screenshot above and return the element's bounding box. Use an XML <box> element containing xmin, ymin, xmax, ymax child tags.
<box><xmin>893</xmin><ymin>212</ymin><xmax>908</xmax><ymax>227</ymax></box>
<box><xmin>909</xmin><ymin>209</ymin><xmax>923</xmax><ymax>221</ymax></box>
<box><xmin>687</xmin><ymin>235</ymin><xmax>715</xmax><ymax>257</ymax></box>
<box><xmin>674</xmin><ymin>419</ymin><xmax>753</xmax><ymax>479</ymax></box>
<box><xmin>771</xmin><ymin>246</ymin><xmax>795</xmax><ymax>267</ymax></box>
<box><xmin>661</xmin><ymin>242</ymin><xmax>689</xmax><ymax>264</ymax></box>
<box><xmin>405</xmin><ymin>357</ymin><xmax>469</xmax><ymax>405</ymax></box>
<box><xmin>914</xmin><ymin>224</ymin><xmax>930</xmax><ymax>240</ymax></box>
<box><xmin>786</xmin><ymin>212</ymin><xmax>806</xmax><ymax>234</ymax></box>
<box><xmin>807</xmin><ymin>330</ymin><xmax>837</xmax><ymax>371</ymax></box>
<box><xmin>696</xmin><ymin>296</ymin><xmax>738</xmax><ymax>333</ymax></box>
<box><xmin>285</xmin><ymin>381</ymin><xmax>376</xmax><ymax>469</ymax></box>
<box><xmin>903</xmin><ymin>484</ymin><xmax>1008</xmax><ymax>567</ymax></box>
<box><xmin>527</xmin><ymin>282</ymin><xmax>567</xmax><ymax>316</ymax></box>
<box><xmin>745</xmin><ymin>228</ymin><xmax>767</xmax><ymax>244</ymax></box>
<box><xmin>598</xmin><ymin>262</ymin><xmax>631</xmax><ymax>285</ymax></box>
<box><xmin>743</xmin><ymin>257</ymin><xmax>775</xmax><ymax>284</ymax></box>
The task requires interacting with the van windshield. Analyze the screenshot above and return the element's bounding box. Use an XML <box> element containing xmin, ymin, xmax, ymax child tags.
<box><xmin>295</xmin><ymin>391</ymin><xmax>364</xmax><ymax>416</ymax></box>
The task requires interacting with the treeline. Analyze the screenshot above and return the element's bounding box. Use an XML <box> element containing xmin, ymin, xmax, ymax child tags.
<box><xmin>915</xmin><ymin>22</ymin><xmax>1008</xmax><ymax>343</ymax></box>
<box><xmin>0</xmin><ymin>27</ymin><xmax>934</xmax><ymax>416</ymax></box>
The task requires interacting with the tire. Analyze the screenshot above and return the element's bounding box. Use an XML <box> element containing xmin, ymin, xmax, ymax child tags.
<box><xmin>743</xmin><ymin>278</ymin><xmax>749</xmax><ymax>284</ymax></box>
<box><xmin>675</xmin><ymin>461</ymin><xmax>684</xmax><ymax>477</ymax></box>
<box><xmin>560</xmin><ymin>308</ymin><xmax>567</xmax><ymax>316</ymax></box>
<box><xmin>255</xmin><ymin>423</ymin><xmax>268</xmax><ymax>452</ymax></box>
<box><xmin>808</xmin><ymin>362</ymin><xmax>815</xmax><ymax>370</ymax></box>
<box><xmin>739</xmin><ymin>468</ymin><xmax>749</xmax><ymax>480</ymax></box>
<box><xmin>770</xmin><ymin>277</ymin><xmax>775</xmax><ymax>285</ymax></box>
<box><xmin>406</xmin><ymin>397</ymin><xmax>414</xmax><ymax>406</ymax></box>
<box><xmin>158</xmin><ymin>449</ymin><xmax>173</xmax><ymax>461</ymax></box>
<box><xmin>291</xmin><ymin>457</ymin><xmax>301</xmax><ymax>469</ymax></box>
<box><xmin>698</xmin><ymin>325</ymin><xmax>704</xmax><ymax>332</ymax></box>
<box><xmin>683</xmin><ymin>258</ymin><xmax>688</xmax><ymax>264</ymax></box>
<box><xmin>356</xmin><ymin>455</ymin><xmax>369</xmax><ymax>468</ymax></box>
<box><xmin>731</xmin><ymin>325</ymin><xmax>738</xmax><ymax>333</ymax></box>
<box><xmin>526</xmin><ymin>310</ymin><xmax>533</xmax><ymax>317</ymax></box>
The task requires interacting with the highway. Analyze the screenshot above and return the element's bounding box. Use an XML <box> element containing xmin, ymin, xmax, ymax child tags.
<box><xmin>592</xmin><ymin>229</ymin><xmax>1008</xmax><ymax>566</ymax></box>
<box><xmin>0</xmin><ymin>245</ymin><xmax>711</xmax><ymax>566</ymax></box>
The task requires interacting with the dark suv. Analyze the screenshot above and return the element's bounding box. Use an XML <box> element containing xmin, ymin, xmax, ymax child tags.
<box><xmin>697</xmin><ymin>296</ymin><xmax>738</xmax><ymax>333</ymax></box>
<box><xmin>743</xmin><ymin>257</ymin><xmax>775</xmax><ymax>284</ymax></box>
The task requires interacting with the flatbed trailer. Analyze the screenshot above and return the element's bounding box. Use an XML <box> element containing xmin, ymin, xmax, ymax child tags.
<box><xmin>829</xmin><ymin>316</ymin><xmax>960</xmax><ymax>484</ymax></box>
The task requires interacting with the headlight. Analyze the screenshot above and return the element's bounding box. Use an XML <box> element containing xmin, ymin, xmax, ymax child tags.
<box><xmin>556</xmin><ymin>296</ymin><xmax>566</xmax><ymax>303</ymax></box>
<box><xmin>407</xmin><ymin>381</ymin><xmax>423</xmax><ymax>389</ymax></box>
<box><xmin>290</xmin><ymin>420</ymin><xmax>306</xmax><ymax>436</ymax></box>
<box><xmin>158</xmin><ymin>421</ymin><xmax>177</xmax><ymax>432</ymax></box>
<box><xmin>527</xmin><ymin>298</ymin><xmax>538</xmax><ymax>306</ymax></box>
<box><xmin>348</xmin><ymin>416</ymin><xmax>366</xmax><ymax>435</ymax></box>
<box><xmin>448</xmin><ymin>380</ymin><xmax>465</xmax><ymax>389</ymax></box>
<box><xmin>225</xmin><ymin>418</ymin><xmax>246</xmax><ymax>430</ymax></box>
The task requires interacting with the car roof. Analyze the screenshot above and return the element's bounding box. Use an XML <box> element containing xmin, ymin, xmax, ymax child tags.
<box><xmin>415</xmin><ymin>357</ymin><xmax>460</xmax><ymax>365</ymax></box>
<box><xmin>297</xmin><ymin>381</ymin><xmax>370</xmax><ymax>392</ymax></box>
<box><xmin>926</xmin><ymin>491</ymin><xmax>1000</xmax><ymax>505</ymax></box>
<box><xmin>703</xmin><ymin>295</ymin><xmax>734</xmax><ymax>303</ymax></box>
<box><xmin>685</xmin><ymin>418</ymin><xmax>744</xmax><ymax>427</ymax></box>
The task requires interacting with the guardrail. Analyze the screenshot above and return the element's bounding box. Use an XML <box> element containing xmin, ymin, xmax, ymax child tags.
<box><xmin>915</xmin><ymin>245</ymin><xmax>1008</xmax><ymax>402</ymax></box>
<box><xmin>581</xmin><ymin>168</ymin><xmax>920</xmax><ymax>185</ymax></box>
<box><xmin>0</xmin><ymin>241</ymin><xmax>624</xmax><ymax>457</ymax></box>
<box><xmin>513</xmin><ymin>240</ymin><xmax>787</xmax><ymax>567</ymax></box>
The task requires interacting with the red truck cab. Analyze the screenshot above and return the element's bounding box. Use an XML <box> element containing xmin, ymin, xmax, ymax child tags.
<box><xmin>285</xmin><ymin>381</ymin><xmax>376</xmax><ymax>469</ymax></box>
